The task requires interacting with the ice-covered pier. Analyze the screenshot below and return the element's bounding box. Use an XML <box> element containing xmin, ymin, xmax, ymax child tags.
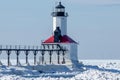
<box><xmin>0</xmin><ymin>44</ymin><xmax>67</xmax><ymax>66</ymax></box>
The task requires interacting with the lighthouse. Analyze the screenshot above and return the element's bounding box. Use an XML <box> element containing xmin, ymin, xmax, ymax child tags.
<box><xmin>43</xmin><ymin>2</ymin><xmax>78</xmax><ymax>64</ymax></box>
<box><xmin>52</xmin><ymin>2</ymin><xmax>68</xmax><ymax>36</ymax></box>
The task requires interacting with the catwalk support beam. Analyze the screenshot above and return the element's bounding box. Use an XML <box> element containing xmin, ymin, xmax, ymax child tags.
<box><xmin>0</xmin><ymin>46</ymin><xmax>2</xmax><ymax>65</ymax></box>
<box><xmin>0</xmin><ymin>46</ymin><xmax>2</xmax><ymax>55</ymax></box>
<box><xmin>62</xmin><ymin>51</ymin><xmax>65</xmax><ymax>64</ymax></box>
<box><xmin>41</xmin><ymin>51</ymin><xmax>45</xmax><ymax>64</ymax></box>
<box><xmin>49</xmin><ymin>51</ymin><xmax>52</xmax><ymax>64</ymax></box>
<box><xmin>33</xmin><ymin>51</ymin><xmax>37</xmax><ymax>65</ymax></box>
<box><xmin>57</xmin><ymin>51</ymin><xmax>60</xmax><ymax>64</ymax></box>
<box><xmin>0</xmin><ymin>45</ymin><xmax>2</xmax><ymax>54</ymax></box>
<box><xmin>25</xmin><ymin>50</ymin><xmax>29</xmax><ymax>64</ymax></box>
<box><xmin>7</xmin><ymin>50</ymin><xmax>11</xmax><ymax>66</ymax></box>
<box><xmin>16</xmin><ymin>50</ymin><xmax>20</xmax><ymax>66</ymax></box>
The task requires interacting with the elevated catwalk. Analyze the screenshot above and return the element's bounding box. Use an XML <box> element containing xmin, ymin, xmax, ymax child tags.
<box><xmin>0</xmin><ymin>44</ymin><xmax>67</xmax><ymax>66</ymax></box>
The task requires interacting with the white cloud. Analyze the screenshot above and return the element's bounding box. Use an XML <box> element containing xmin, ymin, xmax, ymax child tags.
<box><xmin>70</xmin><ymin>0</ymin><xmax>120</xmax><ymax>5</ymax></box>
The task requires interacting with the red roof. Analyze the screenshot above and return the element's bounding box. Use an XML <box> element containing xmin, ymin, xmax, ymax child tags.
<box><xmin>43</xmin><ymin>35</ymin><xmax>77</xmax><ymax>43</ymax></box>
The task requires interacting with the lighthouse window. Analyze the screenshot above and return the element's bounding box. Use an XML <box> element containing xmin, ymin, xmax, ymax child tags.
<box><xmin>56</xmin><ymin>8</ymin><xmax>65</xmax><ymax>12</ymax></box>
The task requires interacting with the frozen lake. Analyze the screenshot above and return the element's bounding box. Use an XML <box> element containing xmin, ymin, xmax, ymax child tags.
<box><xmin>0</xmin><ymin>60</ymin><xmax>120</xmax><ymax>80</ymax></box>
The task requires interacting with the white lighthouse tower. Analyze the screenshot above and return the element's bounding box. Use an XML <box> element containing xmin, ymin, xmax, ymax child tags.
<box><xmin>52</xmin><ymin>2</ymin><xmax>68</xmax><ymax>36</ymax></box>
<box><xmin>43</xmin><ymin>2</ymin><xmax>78</xmax><ymax>64</ymax></box>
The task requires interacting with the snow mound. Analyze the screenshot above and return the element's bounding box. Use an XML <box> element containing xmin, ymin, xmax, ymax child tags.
<box><xmin>0</xmin><ymin>65</ymin><xmax>39</xmax><ymax>76</ymax></box>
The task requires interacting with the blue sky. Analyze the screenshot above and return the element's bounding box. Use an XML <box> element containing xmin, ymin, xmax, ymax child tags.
<box><xmin>71</xmin><ymin>0</ymin><xmax>120</xmax><ymax>5</ymax></box>
<box><xmin>0</xmin><ymin>0</ymin><xmax>120</xmax><ymax>59</ymax></box>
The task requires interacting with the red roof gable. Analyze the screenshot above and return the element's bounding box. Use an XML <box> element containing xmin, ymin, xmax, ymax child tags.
<box><xmin>43</xmin><ymin>35</ymin><xmax>77</xmax><ymax>43</ymax></box>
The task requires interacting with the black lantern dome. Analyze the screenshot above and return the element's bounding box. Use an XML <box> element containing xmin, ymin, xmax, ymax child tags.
<box><xmin>56</xmin><ymin>2</ymin><xmax>65</xmax><ymax>8</ymax></box>
<box><xmin>52</xmin><ymin>2</ymin><xmax>68</xmax><ymax>17</ymax></box>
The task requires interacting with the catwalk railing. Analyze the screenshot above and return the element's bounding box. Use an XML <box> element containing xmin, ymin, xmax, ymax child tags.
<box><xmin>0</xmin><ymin>44</ymin><xmax>67</xmax><ymax>66</ymax></box>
